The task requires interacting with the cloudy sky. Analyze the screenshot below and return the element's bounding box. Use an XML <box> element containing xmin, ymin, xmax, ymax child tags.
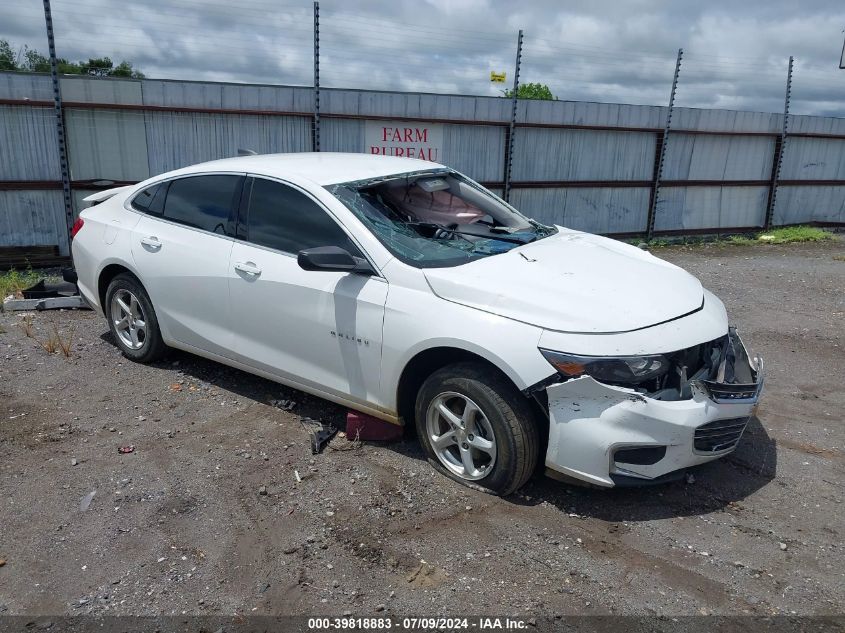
<box><xmin>4</xmin><ymin>0</ymin><xmax>845</xmax><ymax>116</ymax></box>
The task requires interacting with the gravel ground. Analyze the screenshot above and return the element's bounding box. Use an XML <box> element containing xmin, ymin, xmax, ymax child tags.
<box><xmin>0</xmin><ymin>239</ymin><xmax>843</xmax><ymax>618</ymax></box>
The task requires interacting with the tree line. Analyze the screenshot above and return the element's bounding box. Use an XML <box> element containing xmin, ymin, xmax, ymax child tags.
<box><xmin>0</xmin><ymin>39</ymin><xmax>144</xmax><ymax>78</ymax></box>
<box><xmin>1</xmin><ymin>38</ymin><xmax>556</xmax><ymax>98</ymax></box>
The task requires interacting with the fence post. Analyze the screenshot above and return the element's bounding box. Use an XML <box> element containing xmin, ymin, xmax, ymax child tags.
<box><xmin>765</xmin><ymin>56</ymin><xmax>793</xmax><ymax>229</ymax></box>
<box><xmin>42</xmin><ymin>0</ymin><xmax>73</xmax><ymax>253</ymax></box>
<box><xmin>647</xmin><ymin>47</ymin><xmax>683</xmax><ymax>239</ymax></box>
<box><xmin>503</xmin><ymin>29</ymin><xmax>523</xmax><ymax>203</ymax></box>
<box><xmin>312</xmin><ymin>1</ymin><xmax>320</xmax><ymax>152</ymax></box>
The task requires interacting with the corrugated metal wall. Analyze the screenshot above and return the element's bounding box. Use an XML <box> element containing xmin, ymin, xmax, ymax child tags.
<box><xmin>143</xmin><ymin>112</ymin><xmax>311</xmax><ymax>174</ymax></box>
<box><xmin>0</xmin><ymin>190</ymin><xmax>67</xmax><ymax>251</ymax></box>
<box><xmin>511</xmin><ymin>187</ymin><xmax>649</xmax><ymax>234</ymax></box>
<box><xmin>1</xmin><ymin>72</ymin><xmax>844</xmax><ymax>258</ymax></box>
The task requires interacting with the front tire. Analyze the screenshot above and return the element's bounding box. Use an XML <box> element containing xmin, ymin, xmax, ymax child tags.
<box><xmin>105</xmin><ymin>273</ymin><xmax>166</xmax><ymax>363</ymax></box>
<box><xmin>415</xmin><ymin>362</ymin><xmax>540</xmax><ymax>496</ymax></box>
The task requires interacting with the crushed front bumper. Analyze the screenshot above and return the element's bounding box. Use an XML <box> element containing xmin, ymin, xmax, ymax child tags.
<box><xmin>544</xmin><ymin>329</ymin><xmax>763</xmax><ymax>487</ymax></box>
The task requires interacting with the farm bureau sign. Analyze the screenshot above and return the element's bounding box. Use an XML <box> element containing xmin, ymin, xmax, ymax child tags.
<box><xmin>365</xmin><ymin>120</ymin><xmax>444</xmax><ymax>162</ymax></box>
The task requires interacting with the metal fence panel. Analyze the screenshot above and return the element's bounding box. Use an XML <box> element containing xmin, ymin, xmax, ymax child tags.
<box><xmin>671</xmin><ymin>108</ymin><xmax>781</xmax><ymax>134</ymax></box>
<box><xmin>780</xmin><ymin>137</ymin><xmax>845</xmax><ymax>180</ymax></box>
<box><xmin>774</xmin><ymin>186</ymin><xmax>845</xmax><ymax>224</ymax></box>
<box><xmin>0</xmin><ymin>190</ymin><xmax>68</xmax><ymax>255</ymax></box>
<box><xmin>321</xmin><ymin>120</ymin><xmax>504</xmax><ymax>182</ymax></box>
<box><xmin>140</xmin><ymin>80</ymin><xmax>231</xmax><ymax>109</ymax></box>
<box><xmin>321</xmin><ymin>89</ymin><xmax>512</xmax><ymax>122</ymax></box>
<box><xmin>59</xmin><ymin>76</ymin><xmax>143</xmax><ymax>105</ymax></box>
<box><xmin>143</xmin><ymin>112</ymin><xmax>311</xmax><ymax>175</ymax></box>
<box><xmin>662</xmin><ymin>134</ymin><xmax>775</xmax><ymax>181</ymax></box>
<box><xmin>0</xmin><ymin>73</ymin><xmax>54</xmax><ymax>101</ymax></box>
<box><xmin>512</xmin><ymin>128</ymin><xmax>655</xmax><ymax>181</ymax></box>
<box><xmin>219</xmin><ymin>83</ymin><xmax>314</xmax><ymax>113</ymax></box>
<box><xmin>321</xmin><ymin>118</ymin><xmax>363</xmax><ymax>153</ymax></box>
<box><xmin>138</xmin><ymin>79</ymin><xmax>313</xmax><ymax>112</ymax></box>
<box><xmin>788</xmin><ymin>114</ymin><xmax>845</xmax><ymax>136</ymax></box>
<box><xmin>71</xmin><ymin>189</ymin><xmax>97</xmax><ymax>218</ymax></box>
<box><xmin>655</xmin><ymin>186</ymin><xmax>769</xmax><ymax>230</ymax></box>
<box><xmin>65</xmin><ymin>109</ymin><xmax>150</xmax><ymax>181</ymax></box>
<box><xmin>0</xmin><ymin>106</ymin><xmax>61</xmax><ymax>180</ymax></box>
<box><xmin>517</xmin><ymin>100</ymin><xmax>665</xmax><ymax>129</ymax></box>
<box><xmin>444</xmin><ymin>125</ymin><xmax>505</xmax><ymax>182</ymax></box>
<box><xmin>510</xmin><ymin>187</ymin><xmax>649</xmax><ymax>234</ymax></box>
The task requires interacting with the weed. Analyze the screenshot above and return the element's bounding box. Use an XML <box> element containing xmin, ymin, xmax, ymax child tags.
<box><xmin>56</xmin><ymin>324</ymin><xmax>75</xmax><ymax>358</ymax></box>
<box><xmin>40</xmin><ymin>330</ymin><xmax>59</xmax><ymax>354</ymax></box>
<box><xmin>834</xmin><ymin>255</ymin><xmax>845</xmax><ymax>262</ymax></box>
<box><xmin>19</xmin><ymin>314</ymin><xmax>35</xmax><ymax>338</ymax></box>
<box><xmin>35</xmin><ymin>324</ymin><xmax>75</xmax><ymax>358</ymax></box>
<box><xmin>0</xmin><ymin>267</ymin><xmax>40</xmax><ymax>299</ymax></box>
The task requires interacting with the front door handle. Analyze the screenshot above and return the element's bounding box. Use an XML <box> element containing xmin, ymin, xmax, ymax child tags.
<box><xmin>140</xmin><ymin>236</ymin><xmax>162</xmax><ymax>249</ymax></box>
<box><xmin>234</xmin><ymin>261</ymin><xmax>262</xmax><ymax>276</ymax></box>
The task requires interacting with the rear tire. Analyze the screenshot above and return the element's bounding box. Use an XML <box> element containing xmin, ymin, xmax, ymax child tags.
<box><xmin>105</xmin><ymin>273</ymin><xmax>166</xmax><ymax>363</ymax></box>
<box><xmin>415</xmin><ymin>361</ymin><xmax>540</xmax><ymax>496</ymax></box>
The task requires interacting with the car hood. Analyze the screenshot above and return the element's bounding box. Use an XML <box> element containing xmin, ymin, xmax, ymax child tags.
<box><xmin>422</xmin><ymin>229</ymin><xmax>704</xmax><ymax>333</ymax></box>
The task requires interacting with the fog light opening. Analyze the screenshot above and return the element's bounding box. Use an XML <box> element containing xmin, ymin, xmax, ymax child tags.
<box><xmin>613</xmin><ymin>446</ymin><xmax>667</xmax><ymax>466</ymax></box>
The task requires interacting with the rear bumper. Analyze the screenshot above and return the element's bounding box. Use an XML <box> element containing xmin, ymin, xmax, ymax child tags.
<box><xmin>544</xmin><ymin>329</ymin><xmax>763</xmax><ymax>488</ymax></box>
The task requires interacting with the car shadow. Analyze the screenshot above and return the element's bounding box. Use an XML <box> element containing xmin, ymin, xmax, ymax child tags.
<box><xmin>101</xmin><ymin>331</ymin><xmax>776</xmax><ymax>520</ymax></box>
<box><xmin>514</xmin><ymin>416</ymin><xmax>777</xmax><ymax>521</ymax></box>
<box><xmin>99</xmin><ymin>332</ymin><xmax>349</xmax><ymax>427</ymax></box>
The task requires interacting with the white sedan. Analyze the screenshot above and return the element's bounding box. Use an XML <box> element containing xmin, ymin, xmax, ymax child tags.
<box><xmin>71</xmin><ymin>153</ymin><xmax>763</xmax><ymax>494</ymax></box>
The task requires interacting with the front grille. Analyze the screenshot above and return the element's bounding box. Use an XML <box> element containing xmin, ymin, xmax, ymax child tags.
<box><xmin>701</xmin><ymin>381</ymin><xmax>760</xmax><ymax>402</ymax></box>
<box><xmin>694</xmin><ymin>417</ymin><xmax>749</xmax><ymax>453</ymax></box>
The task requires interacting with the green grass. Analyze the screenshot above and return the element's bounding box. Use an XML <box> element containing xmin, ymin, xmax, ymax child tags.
<box><xmin>0</xmin><ymin>267</ymin><xmax>41</xmax><ymax>299</ymax></box>
<box><xmin>627</xmin><ymin>226</ymin><xmax>837</xmax><ymax>249</ymax></box>
<box><xmin>726</xmin><ymin>235</ymin><xmax>757</xmax><ymax>246</ymax></box>
<box><xmin>752</xmin><ymin>226</ymin><xmax>835</xmax><ymax>244</ymax></box>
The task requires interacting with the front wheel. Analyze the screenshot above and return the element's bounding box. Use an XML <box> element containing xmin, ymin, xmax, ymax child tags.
<box><xmin>105</xmin><ymin>273</ymin><xmax>166</xmax><ymax>363</ymax></box>
<box><xmin>415</xmin><ymin>362</ymin><xmax>540</xmax><ymax>496</ymax></box>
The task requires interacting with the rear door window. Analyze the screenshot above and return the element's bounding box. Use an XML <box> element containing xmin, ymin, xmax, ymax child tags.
<box><xmin>245</xmin><ymin>177</ymin><xmax>358</xmax><ymax>255</ymax></box>
<box><xmin>162</xmin><ymin>175</ymin><xmax>242</xmax><ymax>236</ymax></box>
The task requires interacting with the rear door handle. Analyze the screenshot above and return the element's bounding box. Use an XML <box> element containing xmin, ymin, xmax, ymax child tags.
<box><xmin>140</xmin><ymin>236</ymin><xmax>161</xmax><ymax>249</ymax></box>
<box><xmin>234</xmin><ymin>261</ymin><xmax>262</xmax><ymax>276</ymax></box>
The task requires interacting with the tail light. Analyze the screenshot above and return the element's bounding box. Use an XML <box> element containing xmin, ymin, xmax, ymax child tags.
<box><xmin>70</xmin><ymin>217</ymin><xmax>84</xmax><ymax>239</ymax></box>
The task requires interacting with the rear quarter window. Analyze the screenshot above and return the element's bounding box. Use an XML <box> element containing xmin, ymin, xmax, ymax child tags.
<box><xmin>131</xmin><ymin>182</ymin><xmax>167</xmax><ymax>215</ymax></box>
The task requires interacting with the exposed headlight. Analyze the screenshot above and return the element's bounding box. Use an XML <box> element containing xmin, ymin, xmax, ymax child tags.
<box><xmin>539</xmin><ymin>349</ymin><xmax>670</xmax><ymax>384</ymax></box>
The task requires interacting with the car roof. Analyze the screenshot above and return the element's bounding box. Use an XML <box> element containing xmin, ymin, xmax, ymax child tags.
<box><xmin>170</xmin><ymin>152</ymin><xmax>446</xmax><ymax>186</ymax></box>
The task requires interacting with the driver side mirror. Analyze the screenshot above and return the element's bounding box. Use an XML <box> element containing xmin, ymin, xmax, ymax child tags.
<box><xmin>297</xmin><ymin>246</ymin><xmax>375</xmax><ymax>275</ymax></box>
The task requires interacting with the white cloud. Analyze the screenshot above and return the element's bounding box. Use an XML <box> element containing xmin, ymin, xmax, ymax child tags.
<box><xmin>1</xmin><ymin>0</ymin><xmax>843</xmax><ymax>116</ymax></box>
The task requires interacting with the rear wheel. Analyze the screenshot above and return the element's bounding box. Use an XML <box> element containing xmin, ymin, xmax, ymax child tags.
<box><xmin>105</xmin><ymin>274</ymin><xmax>166</xmax><ymax>363</ymax></box>
<box><xmin>415</xmin><ymin>362</ymin><xmax>540</xmax><ymax>496</ymax></box>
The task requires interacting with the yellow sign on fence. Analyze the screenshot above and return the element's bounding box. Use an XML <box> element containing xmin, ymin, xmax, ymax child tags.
<box><xmin>490</xmin><ymin>71</ymin><xmax>506</xmax><ymax>83</ymax></box>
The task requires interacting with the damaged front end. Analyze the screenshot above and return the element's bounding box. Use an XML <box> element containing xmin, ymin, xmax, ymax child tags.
<box><xmin>539</xmin><ymin>328</ymin><xmax>763</xmax><ymax>487</ymax></box>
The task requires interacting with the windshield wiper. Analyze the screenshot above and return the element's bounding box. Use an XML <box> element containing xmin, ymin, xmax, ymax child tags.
<box><xmin>528</xmin><ymin>219</ymin><xmax>555</xmax><ymax>235</ymax></box>
<box><xmin>406</xmin><ymin>221</ymin><xmax>533</xmax><ymax>245</ymax></box>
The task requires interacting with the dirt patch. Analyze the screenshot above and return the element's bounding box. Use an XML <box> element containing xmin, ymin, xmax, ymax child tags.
<box><xmin>0</xmin><ymin>238</ymin><xmax>843</xmax><ymax>617</ymax></box>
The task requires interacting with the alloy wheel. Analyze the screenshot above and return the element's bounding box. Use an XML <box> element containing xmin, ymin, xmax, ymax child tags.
<box><xmin>111</xmin><ymin>289</ymin><xmax>147</xmax><ymax>350</ymax></box>
<box><xmin>425</xmin><ymin>391</ymin><xmax>497</xmax><ymax>480</ymax></box>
